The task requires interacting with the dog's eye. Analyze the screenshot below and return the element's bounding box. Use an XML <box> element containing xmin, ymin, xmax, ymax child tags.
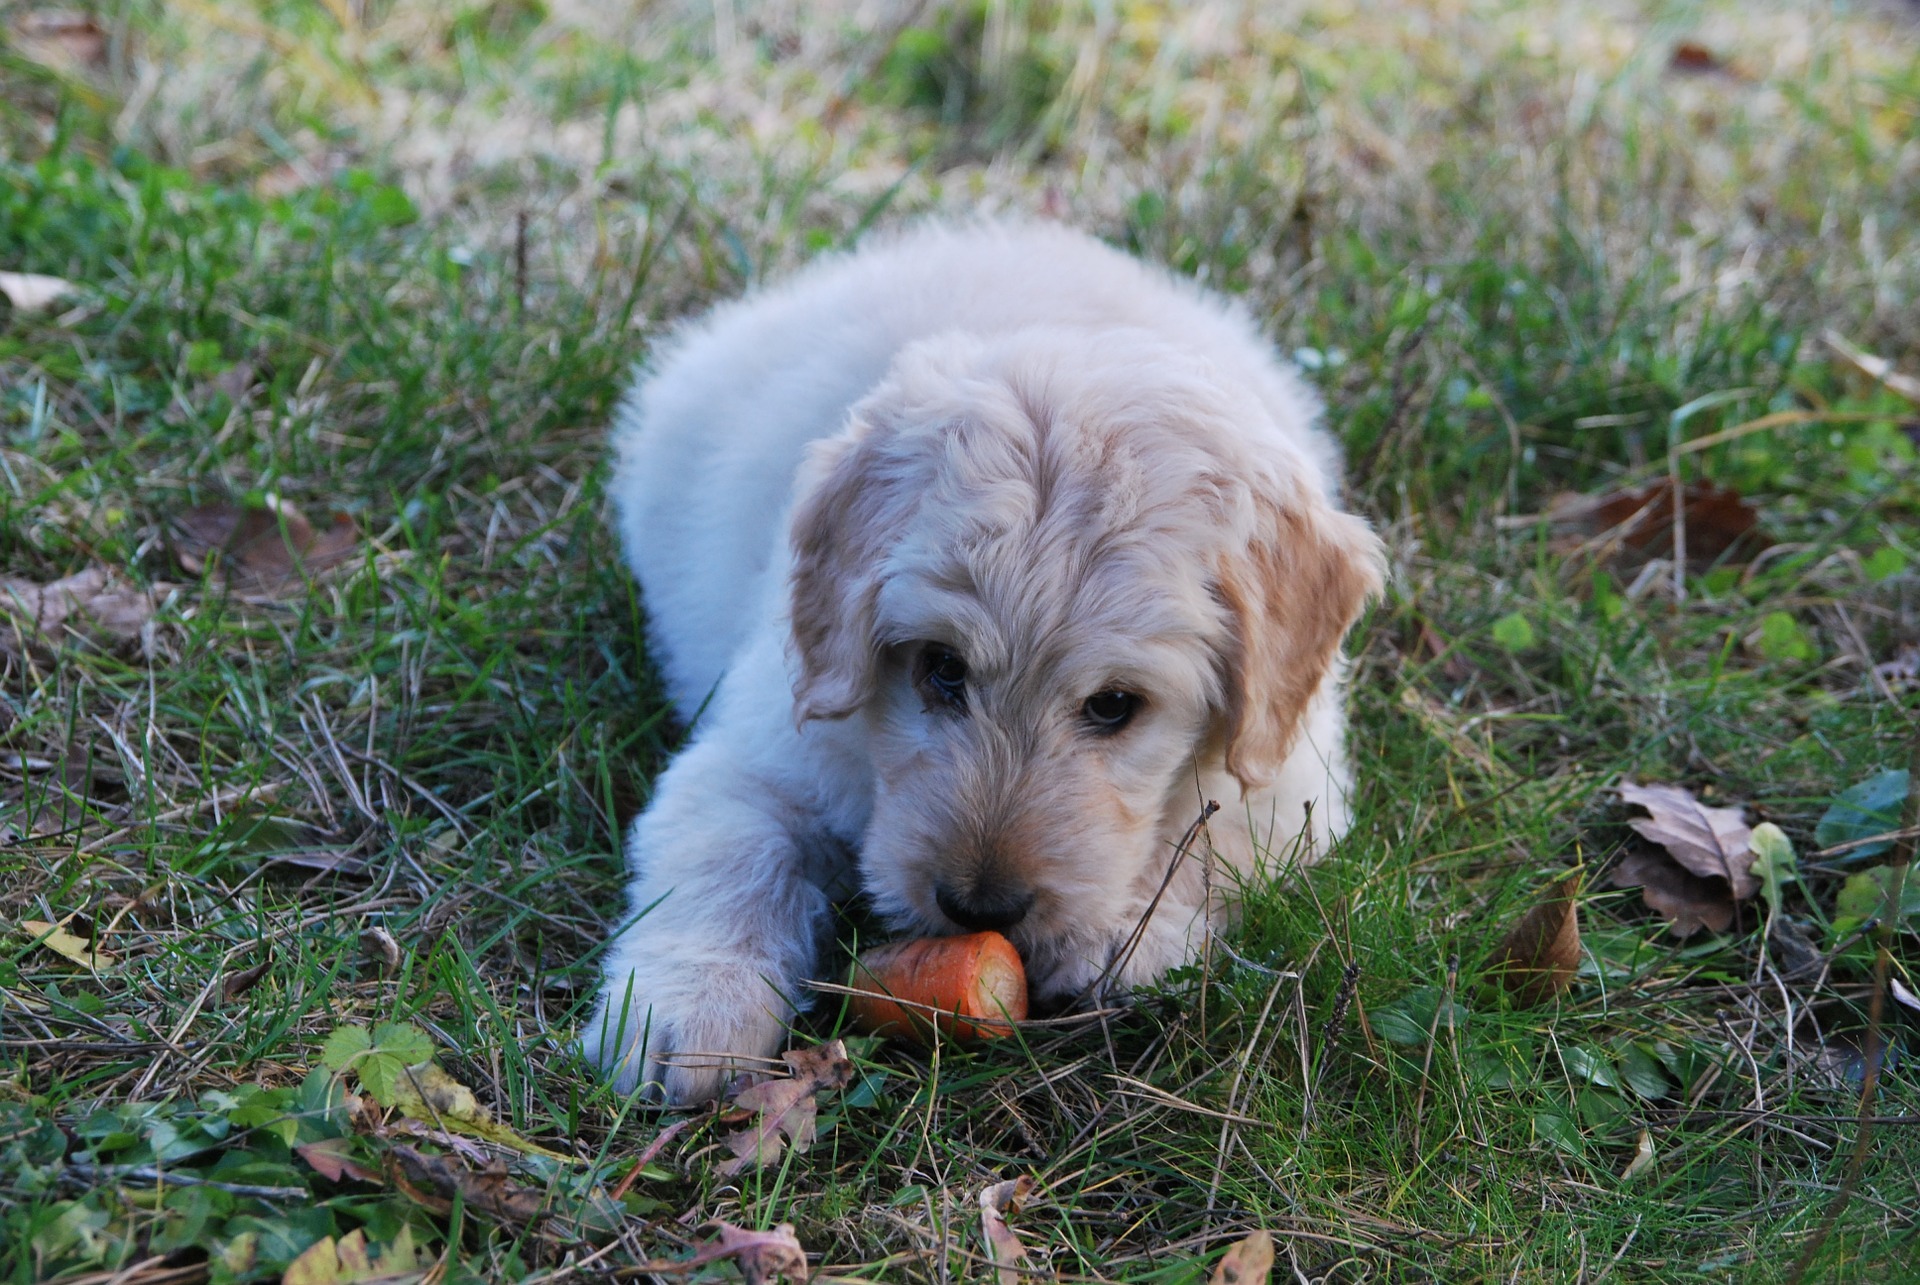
<box><xmin>917</xmin><ymin>645</ymin><xmax>969</xmax><ymax>710</ymax></box>
<box><xmin>1082</xmin><ymin>690</ymin><xmax>1139</xmax><ymax>732</ymax></box>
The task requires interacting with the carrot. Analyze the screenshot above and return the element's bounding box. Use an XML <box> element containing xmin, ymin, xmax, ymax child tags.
<box><xmin>845</xmin><ymin>931</ymin><xmax>1029</xmax><ymax>1043</ymax></box>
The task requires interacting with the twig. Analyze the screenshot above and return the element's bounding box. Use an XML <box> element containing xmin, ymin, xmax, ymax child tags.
<box><xmin>63</xmin><ymin>1162</ymin><xmax>307</xmax><ymax>1200</ymax></box>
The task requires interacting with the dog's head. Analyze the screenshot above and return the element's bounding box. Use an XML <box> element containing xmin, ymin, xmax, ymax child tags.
<box><xmin>786</xmin><ymin>327</ymin><xmax>1383</xmax><ymax>999</ymax></box>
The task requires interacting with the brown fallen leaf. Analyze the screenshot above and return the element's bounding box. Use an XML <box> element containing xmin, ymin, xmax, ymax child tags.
<box><xmin>1544</xmin><ymin>480</ymin><xmax>1768</xmax><ymax>569</ymax></box>
<box><xmin>361</xmin><ymin>924</ymin><xmax>402</xmax><ymax>970</ymax></box>
<box><xmin>0</xmin><ymin>566</ymin><xmax>165</xmax><ymax>652</ymax></box>
<box><xmin>0</xmin><ymin>269</ymin><xmax>77</xmax><ymax>312</ymax></box>
<box><xmin>221</xmin><ymin>957</ymin><xmax>272</xmax><ymax>1001</ymax></box>
<box><xmin>979</xmin><ymin>1175</ymin><xmax>1036</xmax><ymax>1285</ymax></box>
<box><xmin>171</xmin><ymin>497</ymin><xmax>360</xmax><ymax>595</ymax></box>
<box><xmin>20</xmin><ymin>917</ymin><xmax>114</xmax><ymax>969</ymax></box>
<box><xmin>1669</xmin><ymin>41</ymin><xmax>1739</xmax><ymax>77</ymax></box>
<box><xmin>1618</xmin><ymin>781</ymin><xmax>1757</xmax><ymax>898</ymax></box>
<box><xmin>1210</xmin><ymin>1229</ymin><xmax>1275</xmax><ymax>1285</ymax></box>
<box><xmin>717</xmin><ymin>1039</ymin><xmax>854</xmax><ymax>1177</ymax></box>
<box><xmin>1607</xmin><ymin>848</ymin><xmax>1737</xmax><ymax>937</ymax></box>
<box><xmin>630</xmin><ymin>1222</ymin><xmax>810</xmax><ymax>1284</ymax></box>
<box><xmin>1486</xmin><ymin>872</ymin><xmax>1583</xmax><ymax>1006</ymax></box>
<box><xmin>385</xmin><ymin>1145</ymin><xmax>549</xmax><ymax>1226</ymax></box>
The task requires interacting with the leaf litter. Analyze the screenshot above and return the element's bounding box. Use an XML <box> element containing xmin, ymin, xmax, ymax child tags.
<box><xmin>979</xmin><ymin>1174</ymin><xmax>1036</xmax><ymax>1285</ymax></box>
<box><xmin>170</xmin><ymin>496</ymin><xmax>361</xmax><ymax>595</ymax></box>
<box><xmin>1608</xmin><ymin>781</ymin><xmax>1758</xmax><ymax>936</ymax></box>
<box><xmin>1210</xmin><ymin>1229</ymin><xmax>1275</xmax><ymax>1284</ymax></box>
<box><xmin>717</xmin><ymin>1039</ymin><xmax>854</xmax><ymax>1176</ymax></box>
<box><xmin>0</xmin><ymin>565</ymin><xmax>166</xmax><ymax>653</ymax></box>
<box><xmin>1486</xmin><ymin>871</ymin><xmax>1583</xmax><ymax>1006</ymax></box>
<box><xmin>1543</xmin><ymin>479</ymin><xmax>1768</xmax><ymax>570</ymax></box>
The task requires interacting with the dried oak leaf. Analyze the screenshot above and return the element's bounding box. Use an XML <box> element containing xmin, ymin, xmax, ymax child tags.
<box><xmin>171</xmin><ymin>497</ymin><xmax>360</xmax><ymax>595</ymax></box>
<box><xmin>1618</xmin><ymin>782</ymin><xmax>1757</xmax><ymax>897</ymax></box>
<box><xmin>717</xmin><ymin>1039</ymin><xmax>854</xmax><ymax>1177</ymax></box>
<box><xmin>1211</xmin><ymin>1229</ymin><xmax>1275</xmax><ymax>1285</ymax></box>
<box><xmin>1608</xmin><ymin>782</ymin><xmax>1758</xmax><ymax>937</ymax></box>
<box><xmin>1610</xmin><ymin>847</ymin><xmax>1735</xmax><ymax>936</ymax></box>
<box><xmin>1486</xmin><ymin>872</ymin><xmax>1583</xmax><ymax>1006</ymax></box>
<box><xmin>0</xmin><ymin>566</ymin><xmax>164</xmax><ymax>652</ymax></box>
<box><xmin>979</xmin><ymin>1175</ymin><xmax>1036</xmax><ymax>1285</ymax></box>
<box><xmin>1545</xmin><ymin>480</ymin><xmax>1767</xmax><ymax>569</ymax></box>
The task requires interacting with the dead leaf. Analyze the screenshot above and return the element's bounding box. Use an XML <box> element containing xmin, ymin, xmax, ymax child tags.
<box><xmin>170</xmin><ymin>497</ymin><xmax>360</xmax><ymax>595</ymax></box>
<box><xmin>1607</xmin><ymin>848</ymin><xmax>1736</xmax><ymax>938</ymax></box>
<box><xmin>282</xmin><ymin>1226</ymin><xmax>429</xmax><ymax>1285</ymax></box>
<box><xmin>979</xmin><ymin>1175</ymin><xmax>1035</xmax><ymax>1285</ymax></box>
<box><xmin>717</xmin><ymin>1039</ymin><xmax>854</xmax><ymax>1176</ymax></box>
<box><xmin>386</xmin><ymin>1145</ymin><xmax>549</xmax><ymax>1226</ymax></box>
<box><xmin>1487</xmin><ymin>872</ymin><xmax>1583</xmax><ymax>1006</ymax></box>
<box><xmin>1620</xmin><ymin>1130</ymin><xmax>1656</xmax><ymax>1181</ymax></box>
<box><xmin>1891</xmin><ymin>976</ymin><xmax>1920</xmax><ymax>1016</ymax></box>
<box><xmin>221</xmin><ymin>957</ymin><xmax>272</xmax><ymax>1001</ymax></box>
<box><xmin>11</xmin><ymin>11</ymin><xmax>109</xmax><ymax>70</ymax></box>
<box><xmin>1669</xmin><ymin>41</ymin><xmax>1737</xmax><ymax>77</ymax></box>
<box><xmin>1618</xmin><ymin>781</ymin><xmax>1757</xmax><ymax>898</ymax></box>
<box><xmin>386</xmin><ymin>1061</ymin><xmax>579</xmax><ymax>1163</ymax></box>
<box><xmin>1544</xmin><ymin>480</ymin><xmax>1768</xmax><ymax>569</ymax></box>
<box><xmin>19</xmin><ymin>917</ymin><xmax>114</xmax><ymax>968</ymax></box>
<box><xmin>0</xmin><ymin>270</ymin><xmax>77</xmax><ymax>312</ymax></box>
<box><xmin>295</xmin><ymin>1138</ymin><xmax>384</xmax><ymax>1185</ymax></box>
<box><xmin>1824</xmin><ymin>330</ymin><xmax>1920</xmax><ymax>406</ymax></box>
<box><xmin>1210</xmin><ymin>1229</ymin><xmax>1274</xmax><ymax>1284</ymax></box>
<box><xmin>622</xmin><ymin>1220</ymin><xmax>810</xmax><ymax>1282</ymax></box>
<box><xmin>362</xmin><ymin>925</ymin><xmax>402</xmax><ymax>970</ymax></box>
<box><xmin>709</xmin><ymin>1222</ymin><xmax>809</xmax><ymax>1285</ymax></box>
<box><xmin>1</xmin><ymin>566</ymin><xmax>164</xmax><ymax>652</ymax></box>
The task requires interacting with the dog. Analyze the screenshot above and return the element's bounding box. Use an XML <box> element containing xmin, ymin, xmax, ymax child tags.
<box><xmin>584</xmin><ymin>221</ymin><xmax>1384</xmax><ymax>1104</ymax></box>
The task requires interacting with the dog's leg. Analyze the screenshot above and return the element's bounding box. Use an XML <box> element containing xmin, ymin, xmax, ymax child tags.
<box><xmin>583</xmin><ymin>734</ymin><xmax>832</xmax><ymax>1105</ymax></box>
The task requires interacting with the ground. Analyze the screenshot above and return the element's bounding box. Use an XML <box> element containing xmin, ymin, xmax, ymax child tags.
<box><xmin>2</xmin><ymin>1</ymin><xmax>1918</xmax><ymax>1281</ymax></box>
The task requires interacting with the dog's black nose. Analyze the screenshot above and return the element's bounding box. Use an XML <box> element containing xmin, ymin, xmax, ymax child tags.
<box><xmin>935</xmin><ymin>882</ymin><xmax>1034</xmax><ymax>933</ymax></box>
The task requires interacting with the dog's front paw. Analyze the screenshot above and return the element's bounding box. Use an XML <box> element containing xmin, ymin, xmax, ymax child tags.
<box><xmin>583</xmin><ymin>964</ymin><xmax>795</xmax><ymax>1105</ymax></box>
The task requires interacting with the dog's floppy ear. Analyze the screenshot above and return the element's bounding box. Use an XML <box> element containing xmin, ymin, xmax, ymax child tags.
<box><xmin>1215</xmin><ymin>490</ymin><xmax>1384</xmax><ymax>790</ymax></box>
<box><xmin>787</xmin><ymin>417</ymin><xmax>909</xmax><ymax>723</ymax></box>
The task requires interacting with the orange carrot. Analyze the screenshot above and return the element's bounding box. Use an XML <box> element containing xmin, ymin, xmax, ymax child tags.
<box><xmin>846</xmin><ymin>931</ymin><xmax>1029</xmax><ymax>1043</ymax></box>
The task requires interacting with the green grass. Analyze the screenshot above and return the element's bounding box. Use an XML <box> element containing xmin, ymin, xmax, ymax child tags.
<box><xmin>3</xmin><ymin>1</ymin><xmax>1919</xmax><ymax>1281</ymax></box>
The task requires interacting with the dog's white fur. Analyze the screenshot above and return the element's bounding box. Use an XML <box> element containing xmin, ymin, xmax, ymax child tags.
<box><xmin>585</xmin><ymin>222</ymin><xmax>1383</xmax><ymax>1104</ymax></box>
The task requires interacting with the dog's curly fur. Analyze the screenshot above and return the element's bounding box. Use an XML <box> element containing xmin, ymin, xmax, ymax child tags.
<box><xmin>584</xmin><ymin>222</ymin><xmax>1384</xmax><ymax>1104</ymax></box>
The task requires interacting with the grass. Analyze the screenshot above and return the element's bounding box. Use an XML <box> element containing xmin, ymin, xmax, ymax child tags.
<box><xmin>2</xmin><ymin>0</ymin><xmax>1918</xmax><ymax>1280</ymax></box>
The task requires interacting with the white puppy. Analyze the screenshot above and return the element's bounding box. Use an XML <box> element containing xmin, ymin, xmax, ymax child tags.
<box><xmin>586</xmin><ymin>221</ymin><xmax>1383</xmax><ymax>1104</ymax></box>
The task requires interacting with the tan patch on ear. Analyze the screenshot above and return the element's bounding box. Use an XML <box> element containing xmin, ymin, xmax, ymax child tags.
<box><xmin>788</xmin><ymin>424</ymin><xmax>907</xmax><ymax>722</ymax></box>
<box><xmin>1218</xmin><ymin>498</ymin><xmax>1384</xmax><ymax>789</ymax></box>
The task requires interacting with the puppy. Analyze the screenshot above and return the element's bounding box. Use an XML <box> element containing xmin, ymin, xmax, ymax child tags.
<box><xmin>586</xmin><ymin>221</ymin><xmax>1383</xmax><ymax>1104</ymax></box>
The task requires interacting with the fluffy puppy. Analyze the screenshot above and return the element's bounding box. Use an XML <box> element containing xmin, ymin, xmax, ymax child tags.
<box><xmin>585</xmin><ymin>221</ymin><xmax>1383</xmax><ymax>1104</ymax></box>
